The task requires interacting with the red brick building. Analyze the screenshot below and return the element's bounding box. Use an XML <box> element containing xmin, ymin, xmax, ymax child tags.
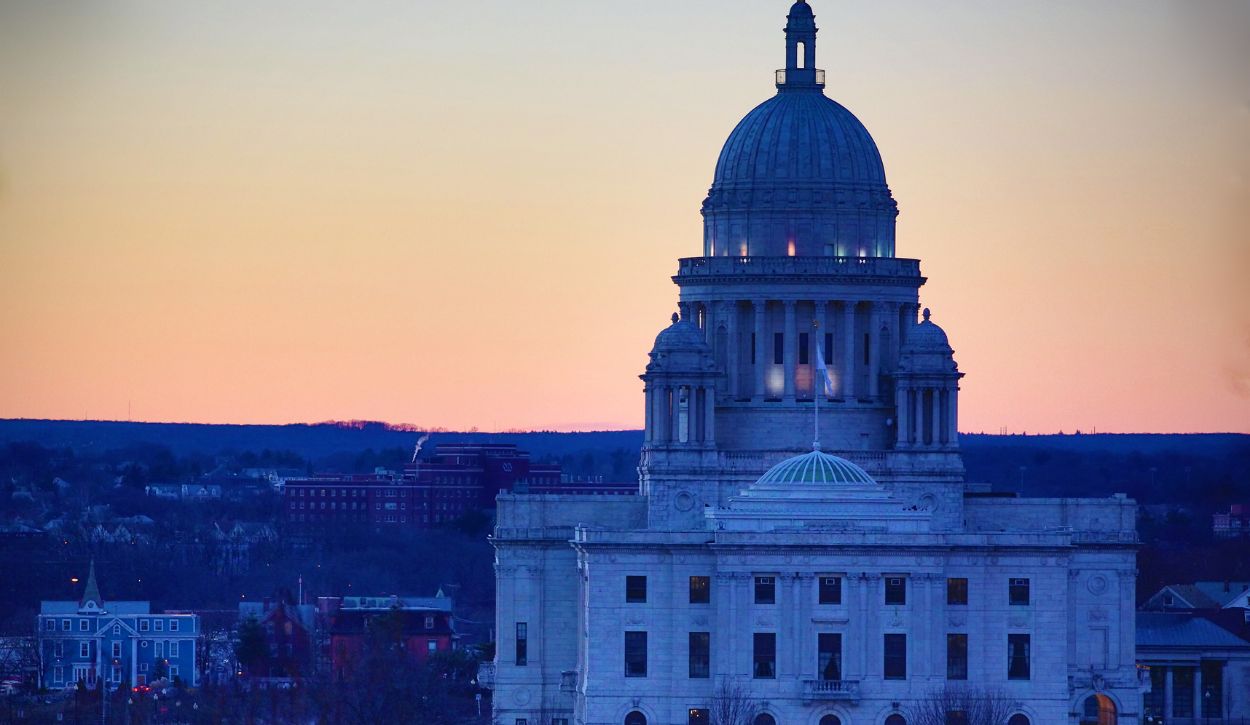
<box><xmin>317</xmin><ymin>594</ymin><xmax>456</xmax><ymax>679</ymax></box>
<box><xmin>283</xmin><ymin>443</ymin><xmax>561</xmax><ymax>529</ymax></box>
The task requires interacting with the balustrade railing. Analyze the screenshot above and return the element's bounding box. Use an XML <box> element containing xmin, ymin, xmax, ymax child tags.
<box><xmin>802</xmin><ymin>678</ymin><xmax>860</xmax><ymax>700</ymax></box>
<box><xmin>676</xmin><ymin>256</ymin><xmax>921</xmax><ymax>279</ymax></box>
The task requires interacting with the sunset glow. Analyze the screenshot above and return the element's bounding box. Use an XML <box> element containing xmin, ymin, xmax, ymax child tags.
<box><xmin>1</xmin><ymin>1</ymin><xmax>1246</xmax><ymax>433</ymax></box>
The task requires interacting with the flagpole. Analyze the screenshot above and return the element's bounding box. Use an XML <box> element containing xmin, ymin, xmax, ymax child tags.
<box><xmin>813</xmin><ymin>319</ymin><xmax>821</xmax><ymax>451</ymax></box>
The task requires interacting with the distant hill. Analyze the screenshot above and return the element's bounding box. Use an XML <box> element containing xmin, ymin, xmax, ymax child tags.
<box><xmin>1</xmin><ymin>419</ymin><xmax>1246</xmax><ymax>503</ymax></box>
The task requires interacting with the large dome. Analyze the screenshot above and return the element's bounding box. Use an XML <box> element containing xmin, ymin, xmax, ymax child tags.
<box><xmin>755</xmin><ymin>449</ymin><xmax>876</xmax><ymax>486</ymax></box>
<box><xmin>701</xmin><ymin>1</ymin><xmax>898</xmax><ymax>259</ymax></box>
<box><xmin>711</xmin><ymin>92</ymin><xmax>886</xmax><ymax>190</ymax></box>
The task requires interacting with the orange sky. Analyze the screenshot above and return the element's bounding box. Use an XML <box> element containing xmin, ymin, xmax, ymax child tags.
<box><xmin>1</xmin><ymin>1</ymin><xmax>1247</xmax><ymax>433</ymax></box>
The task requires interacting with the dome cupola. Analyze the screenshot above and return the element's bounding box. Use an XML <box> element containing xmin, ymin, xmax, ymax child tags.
<box><xmin>701</xmin><ymin>0</ymin><xmax>898</xmax><ymax>259</ymax></box>
<box><xmin>754</xmin><ymin>448</ymin><xmax>876</xmax><ymax>486</ymax></box>
<box><xmin>899</xmin><ymin>307</ymin><xmax>958</xmax><ymax>374</ymax></box>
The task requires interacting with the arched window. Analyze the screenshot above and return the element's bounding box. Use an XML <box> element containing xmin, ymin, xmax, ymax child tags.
<box><xmin>1008</xmin><ymin>715</ymin><xmax>1031</xmax><ymax>725</ymax></box>
<box><xmin>885</xmin><ymin>716</ymin><xmax>907</xmax><ymax>725</ymax></box>
<box><xmin>753</xmin><ymin>715</ymin><xmax>776</xmax><ymax>725</ymax></box>
<box><xmin>819</xmin><ymin>716</ymin><xmax>842</xmax><ymax>725</ymax></box>
<box><xmin>625</xmin><ymin>711</ymin><xmax>647</xmax><ymax>725</ymax></box>
<box><xmin>1080</xmin><ymin>694</ymin><xmax>1117</xmax><ymax>725</ymax></box>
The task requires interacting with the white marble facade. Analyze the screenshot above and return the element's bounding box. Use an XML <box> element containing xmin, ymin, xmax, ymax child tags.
<box><xmin>492</xmin><ymin>3</ymin><xmax>1139</xmax><ymax>724</ymax></box>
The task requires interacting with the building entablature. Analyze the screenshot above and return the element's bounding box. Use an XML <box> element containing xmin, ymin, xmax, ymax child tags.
<box><xmin>675</xmin><ymin>256</ymin><xmax>921</xmax><ymax>281</ymax></box>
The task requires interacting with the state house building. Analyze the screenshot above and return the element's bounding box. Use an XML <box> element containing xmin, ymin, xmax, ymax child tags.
<box><xmin>491</xmin><ymin>3</ymin><xmax>1141</xmax><ymax>724</ymax></box>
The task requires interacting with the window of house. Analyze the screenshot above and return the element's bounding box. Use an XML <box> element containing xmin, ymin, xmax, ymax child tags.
<box><xmin>948</xmin><ymin>578</ymin><xmax>969</xmax><ymax>606</ymax></box>
<box><xmin>80</xmin><ymin>642</ymin><xmax>90</xmax><ymax>657</ymax></box>
<box><xmin>689</xmin><ymin>632</ymin><xmax>710</xmax><ymax>678</ymax></box>
<box><xmin>625</xmin><ymin>631</ymin><xmax>647</xmax><ymax>677</ymax></box>
<box><xmin>427</xmin><ymin>640</ymin><xmax>438</xmax><ymax>653</ymax></box>
<box><xmin>885</xmin><ymin>577</ymin><xmax>906</xmax><ymax>605</ymax></box>
<box><xmin>61</xmin><ymin>619</ymin><xmax>70</xmax><ymax>631</ymax></box>
<box><xmin>79</xmin><ymin>620</ymin><xmax>89</xmax><ymax>632</ymax></box>
<box><xmin>112</xmin><ymin>624</ymin><xmax>121</xmax><ymax>636</ymax></box>
<box><xmin>688</xmin><ymin>709</ymin><xmax>710</xmax><ymax>725</ymax></box>
<box><xmin>54</xmin><ymin>641</ymin><xmax>63</xmax><ymax>657</ymax></box>
<box><xmin>155</xmin><ymin>619</ymin><xmax>164</xmax><ymax>632</ymax></box>
<box><xmin>1008</xmin><ymin>634</ymin><xmax>1030</xmax><ymax>680</ymax></box>
<box><xmin>1009</xmin><ymin>578</ymin><xmax>1030</xmax><ymax>606</ymax></box>
<box><xmin>169</xmin><ymin>665</ymin><xmax>179</xmax><ymax>677</ymax></box>
<box><xmin>752</xmin><ymin>633</ymin><xmax>776</xmax><ymax>679</ymax></box>
<box><xmin>799</xmin><ymin>332</ymin><xmax>810</xmax><ymax>365</ymax></box>
<box><xmin>424</xmin><ymin>616</ymin><xmax>434</xmax><ymax>629</ymax></box>
<box><xmin>45</xmin><ymin>619</ymin><xmax>54</xmax><ymax>631</ymax></box>
<box><xmin>515</xmin><ymin>622</ymin><xmax>527</xmax><ymax>666</ymax></box>
<box><xmin>818</xmin><ymin>633</ymin><xmax>842</xmax><ymax>681</ymax></box>
<box><xmin>819</xmin><ymin>576</ymin><xmax>842</xmax><ymax>605</ymax></box>
<box><xmin>755</xmin><ymin>576</ymin><xmax>776</xmax><ymax>605</ymax></box>
<box><xmin>884</xmin><ymin>634</ymin><xmax>907</xmax><ymax>680</ymax></box>
<box><xmin>140</xmin><ymin>619</ymin><xmax>149</xmax><ymax>632</ymax></box>
<box><xmin>170</xmin><ymin>619</ymin><xmax>178</xmax><ymax>632</ymax></box>
<box><xmin>1163</xmin><ymin>593</ymin><xmax>1175</xmax><ymax>606</ymax></box>
<box><xmin>626</xmin><ymin>576</ymin><xmax>648</xmax><ymax>604</ymax></box>
<box><xmin>689</xmin><ymin>576</ymin><xmax>710</xmax><ymax>604</ymax></box>
<box><xmin>946</xmin><ymin>633</ymin><xmax>968</xmax><ymax>680</ymax></box>
<box><xmin>155</xmin><ymin>641</ymin><xmax>164</xmax><ymax>658</ymax></box>
<box><xmin>773</xmin><ymin>333</ymin><xmax>784</xmax><ymax>365</ymax></box>
<box><xmin>170</xmin><ymin>641</ymin><xmax>179</xmax><ymax>657</ymax></box>
<box><xmin>54</xmin><ymin>666</ymin><xmax>63</xmax><ymax>684</ymax></box>
<box><xmin>140</xmin><ymin>662</ymin><xmax>149</xmax><ymax>671</ymax></box>
<box><xmin>112</xmin><ymin>642</ymin><xmax>121</xmax><ymax>658</ymax></box>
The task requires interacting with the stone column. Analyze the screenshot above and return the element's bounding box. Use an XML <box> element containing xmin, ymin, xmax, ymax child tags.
<box><xmin>931</xmin><ymin>389</ymin><xmax>943</xmax><ymax>448</ymax></box>
<box><xmin>948</xmin><ymin>386</ymin><xmax>959</xmax><ymax>448</ymax></box>
<box><xmin>868</xmin><ymin>304</ymin><xmax>882</xmax><ymax>400</ymax></box>
<box><xmin>1194</xmin><ymin>665</ymin><xmax>1203</xmax><ymax>720</ymax></box>
<box><xmin>896</xmin><ymin>384</ymin><xmax>909</xmax><ymax>448</ymax></box>
<box><xmin>643</xmin><ymin>386</ymin><xmax>652</xmax><ymax>443</ymax></box>
<box><xmin>726</xmin><ymin>302</ymin><xmax>740</xmax><ymax>399</ymax></box>
<box><xmin>783</xmin><ymin>301</ymin><xmax>797</xmax><ymax>401</ymax></box>
<box><xmin>841</xmin><ymin>302</ymin><xmax>857</xmax><ymax>401</ymax></box>
<box><xmin>703</xmin><ymin>385</ymin><xmax>716</xmax><ymax>444</ymax></box>
<box><xmin>753</xmin><ymin>301</ymin><xmax>767</xmax><ymax>402</ymax></box>
<box><xmin>1164</xmin><ymin>666</ymin><xmax>1174</xmax><ymax>720</ymax></box>
<box><xmin>679</xmin><ymin>301</ymin><xmax>691</xmax><ymax>323</ymax></box>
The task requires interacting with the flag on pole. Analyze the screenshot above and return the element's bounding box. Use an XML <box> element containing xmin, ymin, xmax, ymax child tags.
<box><xmin>814</xmin><ymin>337</ymin><xmax>836</xmax><ymax>398</ymax></box>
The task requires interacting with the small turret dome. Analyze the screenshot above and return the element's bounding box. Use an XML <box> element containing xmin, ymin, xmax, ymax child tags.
<box><xmin>644</xmin><ymin>313</ymin><xmax>716</xmax><ymax>375</ymax></box>
<box><xmin>903</xmin><ymin>307</ymin><xmax>952</xmax><ymax>353</ymax></box>
<box><xmin>755</xmin><ymin>449</ymin><xmax>876</xmax><ymax>486</ymax></box>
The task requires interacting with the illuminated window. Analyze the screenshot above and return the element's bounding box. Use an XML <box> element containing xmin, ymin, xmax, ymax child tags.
<box><xmin>1008</xmin><ymin>634</ymin><xmax>1031</xmax><ymax>680</ymax></box>
<box><xmin>689</xmin><ymin>576</ymin><xmax>710</xmax><ymax>604</ymax></box>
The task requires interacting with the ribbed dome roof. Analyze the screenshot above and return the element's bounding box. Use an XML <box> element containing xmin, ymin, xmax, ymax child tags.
<box><xmin>712</xmin><ymin>91</ymin><xmax>886</xmax><ymax>191</ymax></box>
<box><xmin>755</xmin><ymin>449</ymin><xmax>876</xmax><ymax>486</ymax></box>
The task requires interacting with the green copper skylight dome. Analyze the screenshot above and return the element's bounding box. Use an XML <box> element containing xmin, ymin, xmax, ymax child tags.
<box><xmin>755</xmin><ymin>449</ymin><xmax>876</xmax><ymax>486</ymax></box>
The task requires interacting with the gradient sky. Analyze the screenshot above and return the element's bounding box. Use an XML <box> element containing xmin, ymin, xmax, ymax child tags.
<box><xmin>1</xmin><ymin>1</ymin><xmax>1247</xmax><ymax>433</ymax></box>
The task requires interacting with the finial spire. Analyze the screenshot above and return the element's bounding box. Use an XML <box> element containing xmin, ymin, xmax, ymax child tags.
<box><xmin>671</xmin><ymin>312</ymin><xmax>680</xmax><ymax>324</ymax></box>
<box><xmin>79</xmin><ymin>559</ymin><xmax>103</xmax><ymax>610</ymax></box>
<box><xmin>923</xmin><ymin>307</ymin><xmax>932</xmax><ymax>322</ymax></box>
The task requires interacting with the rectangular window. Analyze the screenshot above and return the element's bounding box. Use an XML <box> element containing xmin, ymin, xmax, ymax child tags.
<box><xmin>170</xmin><ymin>619</ymin><xmax>179</xmax><ymax>632</ymax></box>
<box><xmin>155</xmin><ymin>619</ymin><xmax>164</xmax><ymax>632</ymax></box>
<box><xmin>689</xmin><ymin>575</ymin><xmax>711</xmax><ymax>604</ymax></box>
<box><xmin>798</xmin><ymin>332</ymin><xmax>810</xmax><ymax>365</ymax></box>
<box><xmin>885</xmin><ymin>577</ymin><xmax>906</xmax><ymax>605</ymax></box>
<box><xmin>947</xmin><ymin>633</ymin><xmax>968</xmax><ymax>680</ymax></box>
<box><xmin>1008</xmin><ymin>634</ymin><xmax>1031</xmax><ymax>680</ymax></box>
<box><xmin>818</xmin><ymin>633</ymin><xmax>842</xmax><ymax>681</ymax></box>
<box><xmin>688</xmin><ymin>632</ymin><xmax>710</xmax><ymax>678</ymax></box>
<box><xmin>169</xmin><ymin>665</ymin><xmax>179</xmax><ymax>677</ymax></box>
<box><xmin>44</xmin><ymin>619</ymin><xmax>54</xmax><ymax>631</ymax></box>
<box><xmin>625</xmin><ymin>631</ymin><xmax>648</xmax><ymax>677</ymax></box>
<box><xmin>155</xmin><ymin>641</ymin><xmax>163</xmax><ymax>658</ymax></box>
<box><xmin>626</xmin><ymin>575</ymin><xmax>648</xmax><ymax>603</ymax></box>
<box><xmin>754</xmin><ymin>576</ymin><xmax>776</xmax><ymax>605</ymax></box>
<box><xmin>80</xmin><ymin>641</ymin><xmax>90</xmax><ymax>657</ymax></box>
<box><xmin>688</xmin><ymin>709</ymin><xmax>710</xmax><ymax>725</ymax></box>
<box><xmin>54</xmin><ymin>666</ymin><xmax>63</xmax><ymax>684</ymax></box>
<box><xmin>79</xmin><ymin>620</ymin><xmax>89</xmax><ymax>632</ymax></box>
<box><xmin>54</xmin><ymin>642</ymin><xmax>63</xmax><ymax>658</ymax></box>
<box><xmin>753</xmin><ymin>633</ymin><xmax>776</xmax><ymax>679</ymax></box>
<box><xmin>819</xmin><ymin>576</ymin><xmax>842</xmax><ymax>605</ymax></box>
<box><xmin>427</xmin><ymin>640</ymin><xmax>438</xmax><ymax>653</ymax></box>
<box><xmin>112</xmin><ymin>642</ymin><xmax>121</xmax><ymax>658</ymax></box>
<box><xmin>884</xmin><ymin>634</ymin><xmax>907</xmax><ymax>680</ymax></box>
<box><xmin>61</xmin><ymin>619</ymin><xmax>70</xmax><ymax>631</ymax></box>
<box><xmin>515</xmin><ymin>622</ymin><xmax>527</xmax><ymax>666</ymax></box>
<box><xmin>773</xmin><ymin>332</ymin><xmax>784</xmax><ymax>365</ymax></box>
<box><xmin>170</xmin><ymin>641</ymin><xmax>179</xmax><ymax>657</ymax></box>
<box><xmin>1009</xmin><ymin>578</ymin><xmax>1030</xmax><ymax>606</ymax></box>
<box><xmin>948</xmin><ymin>578</ymin><xmax>969</xmax><ymax>605</ymax></box>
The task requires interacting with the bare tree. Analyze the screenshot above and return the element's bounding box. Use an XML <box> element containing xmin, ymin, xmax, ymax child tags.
<box><xmin>906</xmin><ymin>685</ymin><xmax>1018</xmax><ymax>725</ymax></box>
<box><xmin>709</xmin><ymin>678</ymin><xmax>761</xmax><ymax>725</ymax></box>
